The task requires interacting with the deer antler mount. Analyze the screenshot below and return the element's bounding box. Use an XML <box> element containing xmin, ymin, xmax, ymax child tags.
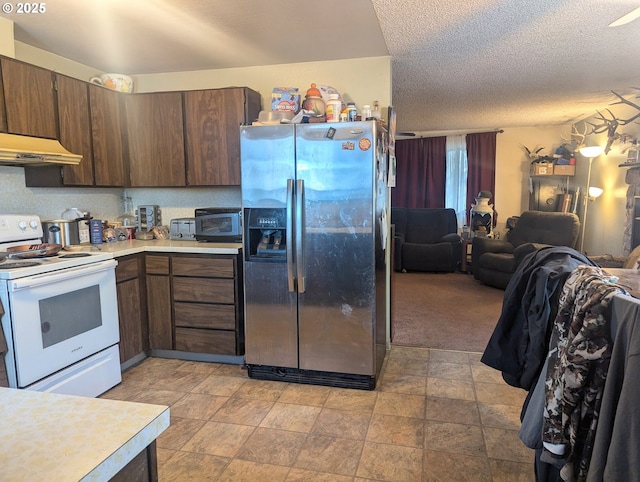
<box><xmin>588</xmin><ymin>89</ymin><xmax>640</xmax><ymax>154</ymax></box>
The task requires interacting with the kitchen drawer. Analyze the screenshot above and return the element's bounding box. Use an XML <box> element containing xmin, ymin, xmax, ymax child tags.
<box><xmin>115</xmin><ymin>256</ymin><xmax>140</xmax><ymax>283</ymax></box>
<box><xmin>172</xmin><ymin>277</ymin><xmax>235</xmax><ymax>304</ymax></box>
<box><xmin>174</xmin><ymin>302</ymin><xmax>235</xmax><ymax>330</ymax></box>
<box><xmin>172</xmin><ymin>256</ymin><xmax>234</xmax><ymax>278</ymax></box>
<box><xmin>146</xmin><ymin>255</ymin><xmax>169</xmax><ymax>275</ymax></box>
<box><xmin>175</xmin><ymin>327</ymin><xmax>236</xmax><ymax>355</ymax></box>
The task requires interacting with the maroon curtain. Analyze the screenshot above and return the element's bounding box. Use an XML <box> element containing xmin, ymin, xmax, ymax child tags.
<box><xmin>392</xmin><ymin>136</ymin><xmax>446</xmax><ymax>208</ymax></box>
<box><xmin>466</xmin><ymin>132</ymin><xmax>497</xmax><ymax>224</ymax></box>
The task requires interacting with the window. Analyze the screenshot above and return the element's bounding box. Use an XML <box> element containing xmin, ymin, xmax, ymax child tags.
<box><xmin>445</xmin><ymin>135</ymin><xmax>468</xmax><ymax>229</ymax></box>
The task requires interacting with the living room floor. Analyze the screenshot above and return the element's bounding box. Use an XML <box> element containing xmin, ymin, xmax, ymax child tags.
<box><xmin>101</xmin><ymin>346</ymin><xmax>535</xmax><ymax>481</ymax></box>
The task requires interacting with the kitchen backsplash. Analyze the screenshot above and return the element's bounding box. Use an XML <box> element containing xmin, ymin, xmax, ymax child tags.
<box><xmin>1</xmin><ymin>167</ymin><xmax>241</xmax><ymax>225</ymax></box>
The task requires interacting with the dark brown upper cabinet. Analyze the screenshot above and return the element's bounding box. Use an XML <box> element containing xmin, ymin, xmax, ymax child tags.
<box><xmin>184</xmin><ymin>87</ymin><xmax>260</xmax><ymax>186</ymax></box>
<box><xmin>89</xmin><ymin>83</ymin><xmax>126</xmax><ymax>187</ymax></box>
<box><xmin>2</xmin><ymin>54</ymin><xmax>262</xmax><ymax>188</ymax></box>
<box><xmin>24</xmin><ymin>74</ymin><xmax>96</xmax><ymax>188</ymax></box>
<box><xmin>125</xmin><ymin>92</ymin><xmax>186</xmax><ymax>187</ymax></box>
<box><xmin>0</xmin><ymin>68</ymin><xmax>7</xmax><ymax>132</ymax></box>
<box><xmin>0</xmin><ymin>57</ymin><xmax>57</xmax><ymax>139</ymax></box>
<box><xmin>55</xmin><ymin>74</ymin><xmax>95</xmax><ymax>185</ymax></box>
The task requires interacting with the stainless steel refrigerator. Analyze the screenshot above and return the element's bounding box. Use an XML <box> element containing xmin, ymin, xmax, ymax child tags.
<box><xmin>240</xmin><ymin>121</ymin><xmax>388</xmax><ymax>390</ymax></box>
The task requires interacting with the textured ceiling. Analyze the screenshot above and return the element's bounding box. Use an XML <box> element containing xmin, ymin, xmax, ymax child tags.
<box><xmin>4</xmin><ymin>0</ymin><xmax>640</xmax><ymax>133</ymax></box>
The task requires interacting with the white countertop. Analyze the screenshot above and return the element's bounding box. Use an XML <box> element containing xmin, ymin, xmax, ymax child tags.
<box><xmin>80</xmin><ymin>239</ymin><xmax>242</xmax><ymax>257</ymax></box>
<box><xmin>0</xmin><ymin>387</ymin><xmax>169</xmax><ymax>481</ymax></box>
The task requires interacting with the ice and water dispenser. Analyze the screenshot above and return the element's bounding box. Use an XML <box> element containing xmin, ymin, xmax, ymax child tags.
<box><xmin>244</xmin><ymin>208</ymin><xmax>287</xmax><ymax>261</ymax></box>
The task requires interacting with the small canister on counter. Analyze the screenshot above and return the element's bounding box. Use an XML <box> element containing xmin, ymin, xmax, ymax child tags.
<box><xmin>90</xmin><ymin>219</ymin><xmax>103</xmax><ymax>244</ymax></box>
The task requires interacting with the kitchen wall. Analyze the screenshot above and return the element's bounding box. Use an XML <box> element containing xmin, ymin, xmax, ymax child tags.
<box><xmin>0</xmin><ymin>17</ymin><xmax>14</xmax><ymax>58</ymax></box>
<box><xmin>0</xmin><ymin>166</ymin><xmax>240</xmax><ymax>223</ymax></box>
<box><xmin>134</xmin><ymin>56</ymin><xmax>392</xmax><ymax>120</ymax></box>
<box><xmin>1</xmin><ymin>166</ymin><xmax>122</xmax><ymax>220</ymax></box>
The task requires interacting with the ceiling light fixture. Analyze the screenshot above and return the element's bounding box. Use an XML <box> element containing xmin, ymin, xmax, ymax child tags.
<box><xmin>609</xmin><ymin>6</ymin><xmax>640</xmax><ymax>27</ymax></box>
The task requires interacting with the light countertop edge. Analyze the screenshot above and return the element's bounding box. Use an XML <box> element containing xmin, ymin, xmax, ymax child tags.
<box><xmin>81</xmin><ymin>406</ymin><xmax>170</xmax><ymax>482</ymax></box>
<box><xmin>85</xmin><ymin>239</ymin><xmax>242</xmax><ymax>257</ymax></box>
<box><xmin>0</xmin><ymin>387</ymin><xmax>169</xmax><ymax>481</ymax></box>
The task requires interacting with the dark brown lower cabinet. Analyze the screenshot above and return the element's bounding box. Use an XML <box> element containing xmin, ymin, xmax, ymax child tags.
<box><xmin>145</xmin><ymin>255</ymin><xmax>172</xmax><ymax>350</ymax></box>
<box><xmin>115</xmin><ymin>255</ymin><xmax>148</xmax><ymax>364</ymax></box>
<box><xmin>140</xmin><ymin>252</ymin><xmax>244</xmax><ymax>356</ymax></box>
<box><xmin>172</xmin><ymin>254</ymin><xmax>244</xmax><ymax>355</ymax></box>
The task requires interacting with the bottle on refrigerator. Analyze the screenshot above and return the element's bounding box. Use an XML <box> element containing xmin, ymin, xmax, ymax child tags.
<box><xmin>325</xmin><ymin>94</ymin><xmax>341</xmax><ymax>123</ymax></box>
<box><xmin>346</xmin><ymin>102</ymin><xmax>357</xmax><ymax>121</ymax></box>
<box><xmin>372</xmin><ymin>101</ymin><xmax>382</xmax><ymax>120</ymax></box>
<box><xmin>361</xmin><ymin>104</ymin><xmax>372</xmax><ymax>120</ymax></box>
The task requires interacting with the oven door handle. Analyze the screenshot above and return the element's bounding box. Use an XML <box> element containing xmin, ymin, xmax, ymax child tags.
<box><xmin>9</xmin><ymin>259</ymin><xmax>117</xmax><ymax>291</ymax></box>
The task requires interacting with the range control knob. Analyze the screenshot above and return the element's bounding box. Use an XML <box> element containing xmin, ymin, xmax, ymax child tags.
<box><xmin>29</xmin><ymin>219</ymin><xmax>39</xmax><ymax>230</ymax></box>
<box><xmin>18</xmin><ymin>220</ymin><xmax>27</xmax><ymax>230</ymax></box>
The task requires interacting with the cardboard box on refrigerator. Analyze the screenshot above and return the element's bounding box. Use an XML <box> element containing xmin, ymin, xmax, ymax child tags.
<box><xmin>531</xmin><ymin>162</ymin><xmax>554</xmax><ymax>176</ymax></box>
<box><xmin>271</xmin><ymin>87</ymin><xmax>300</xmax><ymax>113</ymax></box>
<box><xmin>553</xmin><ymin>164</ymin><xmax>575</xmax><ymax>176</ymax></box>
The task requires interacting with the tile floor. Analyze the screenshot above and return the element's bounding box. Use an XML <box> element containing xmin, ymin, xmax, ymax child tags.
<box><xmin>101</xmin><ymin>346</ymin><xmax>535</xmax><ymax>481</ymax></box>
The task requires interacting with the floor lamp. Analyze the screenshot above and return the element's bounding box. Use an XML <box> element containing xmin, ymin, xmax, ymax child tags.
<box><xmin>578</xmin><ymin>145</ymin><xmax>604</xmax><ymax>253</ymax></box>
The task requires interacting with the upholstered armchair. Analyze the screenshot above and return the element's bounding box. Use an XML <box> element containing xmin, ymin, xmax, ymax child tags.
<box><xmin>472</xmin><ymin>210</ymin><xmax>581</xmax><ymax>289</ymax></box>
<box><xmin>392</xmin><ymin>207</ymin><xmax>462</xmax><ymax>273</ymax></box>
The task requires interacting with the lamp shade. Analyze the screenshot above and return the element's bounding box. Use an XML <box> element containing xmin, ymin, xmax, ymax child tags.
<box><xmin>588</xmin><ymin>187</ymin><xmax>603</xmax><ymax>198</ymax></box>
<box><xmin>579</xmin><ymin>146</ymin><xmax>604</xmax><ymax>158</ymax></box>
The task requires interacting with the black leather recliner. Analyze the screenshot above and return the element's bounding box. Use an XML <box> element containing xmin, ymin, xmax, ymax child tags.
<box><xmin>472</xmin><ymin>210</ymin><xmax>581</xmax><ymax>289</ymax></box>
<box><xmin>392</xmin><ymin>207</ymin><xmax>462</xmax><ymax>273</ymax></box>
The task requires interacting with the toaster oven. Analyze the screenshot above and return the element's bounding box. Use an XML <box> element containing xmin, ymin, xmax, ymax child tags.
<box><xmin>194</xmin><ymin>208</ymin><xmax>242</xmax><ymax>242</ymax></box>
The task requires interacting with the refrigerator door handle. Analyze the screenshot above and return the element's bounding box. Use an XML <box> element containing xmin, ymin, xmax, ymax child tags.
<box><xmin>295</xmin><ymin>179</ymin><xmax>305</xmax><ymax>293</ymax></box>
<box><xmin>287</xmin><ymin>178</ymin><xmax>295</xmax><ymax>292</ymax></box>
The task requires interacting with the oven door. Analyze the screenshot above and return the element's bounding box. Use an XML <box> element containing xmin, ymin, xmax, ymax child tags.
<box><xmin>7</xmin><ymin>259</ymin><xmax>119</xmax><ymax>388</ymax></box>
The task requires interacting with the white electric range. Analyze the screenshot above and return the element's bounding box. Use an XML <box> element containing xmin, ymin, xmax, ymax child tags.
<box><xmin>0</xmin><ymin>214</ymin><xmax>122</xmax><ymax>397</ymax></box>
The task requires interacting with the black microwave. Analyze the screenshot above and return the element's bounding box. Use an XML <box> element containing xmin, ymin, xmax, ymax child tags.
<box><xmin>194</xmin><ymin>208</ymin><xmax>242</xmax><ymax>242</ymax></box>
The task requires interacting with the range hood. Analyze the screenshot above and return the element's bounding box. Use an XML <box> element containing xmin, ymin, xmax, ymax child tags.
<box><xmin>0</xmin><ymin>133</ymin><xmax>82</xmax><ymax>166</ymax></box>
